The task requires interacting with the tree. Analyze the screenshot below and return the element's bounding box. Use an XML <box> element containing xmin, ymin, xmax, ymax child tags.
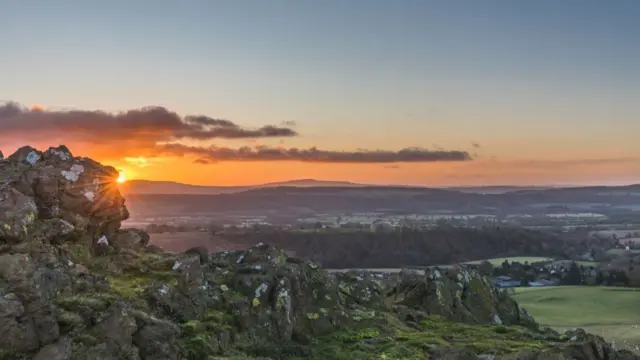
<box><xmin>478</xmin><ymin>261</ymin><xmax>493</xmax><ymax>276</ymax></box>
<box><xmin>501</xmin><ymin>260</ymin><xmax>511</xmax><ymax>270</ymax></box>
<box><xmin>563</xmin><ymin>261</ymin><xmax>582</xmax><ymax>285</ymax></box>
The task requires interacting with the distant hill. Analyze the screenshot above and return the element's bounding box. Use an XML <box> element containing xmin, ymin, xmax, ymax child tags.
<box><xmin>118</xmin><ymin>178</ymin><xmax>367</xmax><ymax>195</ymax></box>
<box><xmin>118</xmin><ymin>179</ymin><xmax>634</xmax><ymax>196</ymax></box>
<box><xmin>122</xmin><ymin>181</ymin><xmax>640</xmax><ymax>221</ymax></box>
<box><xmin>443</xmin><ymin>185</ymin><xmax>560</xmax><ymax>194</ymax></box>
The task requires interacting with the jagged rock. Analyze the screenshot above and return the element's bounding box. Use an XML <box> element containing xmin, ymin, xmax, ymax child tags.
<box><xmin>0</xmin><ymin>292</ymin><xmax>41</xmax><ymax>352</ymax></box>
<box><xmin>33</xmin><ymin>337</ymin><xmax>72</xmax><ymax>360</ymax></box>
<box><xmin>1</xmin><ymin>145</ymin><xmax>128</xmax><ymax>246</ymax></box>
<box><xmin>132</xmin><ymin>312</ymin><xmax>182</xmax><ymax>360</ymax></box>
<box><xmin>111</xmin><ymin>228</ymin><xmax>150</xmax><ymax>251</ymax></box>
<box><xmin>0</xmin><ymin>187</ymin><xmax>39</xmax><ymax>243</ymax></box>
<box><xmin>184</xmin><ymin>246</ymin><xmax>209</xmax><ymax>264</ymax></box>
<box><xmin>0</xmin><ymin>145</ymin><xmax>638</xmax><ymax>360</ymax></box>
<box><xmin>7</xmin><ymin>145</ymin><xmax>42</xmax><ymax>164</ymax></box>
<box><xmin>386</xmin><ymin>266</ymin><xmax>537</xmax><ymax>328</ymax></box>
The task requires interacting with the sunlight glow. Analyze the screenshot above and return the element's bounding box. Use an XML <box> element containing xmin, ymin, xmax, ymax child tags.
<box><xmin>116</xmin><ymin>172</ymin><xmax>127</xmax><ymax>183</ymax></box>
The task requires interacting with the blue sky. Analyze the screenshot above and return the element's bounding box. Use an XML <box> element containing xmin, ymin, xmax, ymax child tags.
<box><xmin>2</xmin><ymin>0</ymin><xmax>639</xmax><ymax>185</ymax></box>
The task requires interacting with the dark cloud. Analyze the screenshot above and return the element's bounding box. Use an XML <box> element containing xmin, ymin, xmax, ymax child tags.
<box><xmin>0</xmin><ymin>101</ymin><xmax>473</xmax><ymax>164</ymax></box>
<box><xmin>161</xmin><ymin>144</ymin><xmax>472</xmax><ymax>164</ymax></box>
<box><xmin>472</xmin><ymin>142</ymin><xmax>482</xmax><ymax>148</ymax></box>
<box><xmin>0</xmin><ymin>101</ymin><xmax>297</xmax><ymax>146</ymax></box>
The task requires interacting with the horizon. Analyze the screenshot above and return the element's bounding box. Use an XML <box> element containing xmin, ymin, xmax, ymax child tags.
<box><xmin>2</xmin><ymin>1</ymin><xmax>639</xmax><ymax>186</ymax></box>
<box><xmin>121</xmin><ymin>177</ymin><xmax>637</xmax><ymax>189</ymax></box>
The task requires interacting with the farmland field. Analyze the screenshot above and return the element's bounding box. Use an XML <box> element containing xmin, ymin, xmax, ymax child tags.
<box><xmin>605</xmin><ymin>248</ymin><xmax>640</xmax><ymax>257</ymax></box>
<box><xmin>513</xmin><ymin>286</ymin><xmax>640</xmax><ymax>352</ymax></box>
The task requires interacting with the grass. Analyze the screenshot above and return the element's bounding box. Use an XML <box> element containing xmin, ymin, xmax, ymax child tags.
<box><xmin>513</xmin><ymin>286</ymin><xmax>640</xmax><ymax>352</ymax></box>
<box><xmin>300</xmin><ymin>316</ymin><xmax>556</xmax><ymax>359</ymax></box>
<box><xmin>605</xmin><ymin>248</ymin><xmax>640</xmax><ymax>256</ymax></box>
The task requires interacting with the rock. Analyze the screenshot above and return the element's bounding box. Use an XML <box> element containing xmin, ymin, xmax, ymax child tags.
<box><xmin>7</xmin><ymin>145</ymin><xmax>42</xmax><ymax>164</ymax></box>
<box><xmin>0</xmin><ymin>253</ymin><xmax>61</xmax><ymax>349</ymax></box>
<box><xmin>33</xmin><ymin>337</ymin><xmax>73</xmax><ymax>360</ymax></box>
<box><xmin>0</xmin><ymin>292</ymin><xmax>40</xmax><ymax>352</ymax></box>
<box><xmin>184</xmin><ymin>246</ymin><xmax>209</xmax><ymax>264</ymax></box>
<box><xmin>1</xmin><ymin>145</ymin><xmax>128</xmax><ymax>246</ymax></box>
<box><xmin>0</xmin><ymin>187</ymin><xmax>39</xmax><ymax>243</ymax></box>
<box><xmin>132</xmin><ymin>312</ymin><xmax>182</xmax><ymax>360</ymax></box>
<box><xmin>111</xmin><ymin>228</ymin><xmax>150</xmax><ymax>251</ymax></box>
<box><xmin>90</xmin><ymin>302</ymin><xmax>138</xmax><ymax>348</ymax></box>
<box><xmin>388</xmin><ymin>266</ymin><xmax>537</xmax><ymax>328</ymax></box>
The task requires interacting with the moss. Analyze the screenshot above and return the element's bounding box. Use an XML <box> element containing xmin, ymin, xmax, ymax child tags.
<box><xmin>55</xmin><ymin>293</ymin><xmax>115</xmax><ymax>311</ymax></box>
<box><xmin>469</xmin><ymin>276</ymin><xmax>494</xmax><ymax>305</ymax></box>
<box><xmin>0</xmin><ymin>349</ymin><xmax>32</xmax><ymax>360</ymax></box>
<box><xmin>56</xmin><ymin>308</ymin><xmax>86</xmax><ymax>330</ymax></box>
<box><xmin>305</xmin><ymin>314</ymin><xmax>558</xmax><ymax>359</ymax></box>
<box><xmin>70</xmin><ymin>333</ymin><xmax>100</xmax><ymax>355</ymax></box>
<box><xmin>106</xmin><ymin>275</ymin><xmax>151</xmax><ymax>300</ymax></box>
<box><xmin>178</xmin><ymin>310</ymin><xmax>237</xmax><ymax>358</ymax></box>
<box><xmin>65</xmin><ymin>242</ymin><xmax>93</xmax><ymax>264</ymax></box>
<box><xmin>105</xmin><ymin>270</ymin><xmax>177</xmax><ymax>308</ymax></box>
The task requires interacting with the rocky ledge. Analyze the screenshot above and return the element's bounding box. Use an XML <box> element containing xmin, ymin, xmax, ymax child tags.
<box><xmin>0</xmin><ymin>145</ymin><xmax>637</xmax><ymax>360</ymax></box>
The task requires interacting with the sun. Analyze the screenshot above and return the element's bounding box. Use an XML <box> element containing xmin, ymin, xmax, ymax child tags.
<box><xmin>116</xmin><ymin>172</ymin><xmax>127</xmax><ymax>184</ymax></box>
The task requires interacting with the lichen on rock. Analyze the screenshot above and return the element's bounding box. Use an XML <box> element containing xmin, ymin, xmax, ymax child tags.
<box><xmin>0</xmin><ymin>145</ymin><xmax>637</xmax><ymax>360</ymax></box>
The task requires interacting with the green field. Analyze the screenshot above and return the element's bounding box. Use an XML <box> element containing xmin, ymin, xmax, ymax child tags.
<box><xmin>605</xmin><ymin>248</ymin><xmax>640</xmax><ymax>256</ymax></box>
<box><xmin>548</xmin><ymin>259</ymin><xmax>599</xmax><ymax>268</ymax></box>
<box><xmin>464</xmin><ymin>256</ymin><xmax>554</xmax><ymax>266</ymax></box>
<box><xmin>513</xmin><ymin>286</ymin><xmax>640</xmax><ymax>352</ymax></box>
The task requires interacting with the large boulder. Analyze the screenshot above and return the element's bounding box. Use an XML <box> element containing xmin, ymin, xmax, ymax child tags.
<box><xmin>0</xmin><ymin>145</ymin><xmax>128</xmax><ymax>246</ymax></box>
<box><xmin>388</xmin><ymin>266</ymin><xmax>537</xmax><ymax>328</ymax></box>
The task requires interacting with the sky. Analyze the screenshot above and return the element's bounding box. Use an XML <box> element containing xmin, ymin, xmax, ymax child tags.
<box><xmin>1</xmin><ymin>0</ymin><xmax>639</xmax><ymax>186</ymax></box>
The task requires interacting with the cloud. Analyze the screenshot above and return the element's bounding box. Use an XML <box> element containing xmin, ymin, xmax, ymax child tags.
<box><xmin>0</xmin><ymin>101</ymin><xmax>297</xmax><ymax>156</ymax></box>
<box><xmin>0</xmin><ymin>101</ymin><xmax>473</xmax><ymax>165</ymax></box>
<box><xmin>471</xmin><ymin>142</ymin><xmax>481</xmax><ymax>148</ymax></box>
<box><xmin>160</xmin><ymin>143</ymin><xmax>472</xmax><ymax>163</ymax></box>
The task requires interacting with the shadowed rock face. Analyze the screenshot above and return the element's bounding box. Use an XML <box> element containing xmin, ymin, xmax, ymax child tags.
<box><xmin>0</xmin><ymin>146</ymin><xmax>637</xmax><ymax>360</ymax></box>
<box><xmin>0</xmin><ymin>145</ymin><xmax>128</xmax><ymax>245</ymax></box>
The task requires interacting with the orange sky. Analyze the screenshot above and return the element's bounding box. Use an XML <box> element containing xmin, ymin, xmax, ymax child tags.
<box><xmin>108</xmin><ymin>155</ymin><xmax>638</xmax><ymax>187</ymax></box>
<box><xmin>1</xmin><ymin>102</ymin><xmax>639</xmax><ymax>187</ymax></box>
<box><xmin>2</xmin><ymin>131</ymin><xmax>639</xmax><ymax>187</ymax></box>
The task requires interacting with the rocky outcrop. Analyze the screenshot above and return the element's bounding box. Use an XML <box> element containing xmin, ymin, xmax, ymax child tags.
<box><xmin>0</xmin><ymin>145</ymin><xmax>637</xmax><ymax>360</ymax></box>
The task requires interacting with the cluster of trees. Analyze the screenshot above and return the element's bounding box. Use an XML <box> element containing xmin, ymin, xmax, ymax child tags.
<box><xmin>217</xmin><ymin>226</ymin><xmax>601</xmax><ymax>269</ymax></box>
<box><xmin>490</xmin><ymin>258</ymin><xmax>632</xmax><ymax>287</ymax></box>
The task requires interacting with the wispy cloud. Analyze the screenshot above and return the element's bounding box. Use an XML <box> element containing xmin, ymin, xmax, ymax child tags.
<box><xmin>161</xmin><ymin>144</ymin><xmax>472</xmax><ymax>163</ymax></box>
<box><xmin>0</xmin><ymin>101</ymin><xmax>473</xmax><ymax>164</ymax></box>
